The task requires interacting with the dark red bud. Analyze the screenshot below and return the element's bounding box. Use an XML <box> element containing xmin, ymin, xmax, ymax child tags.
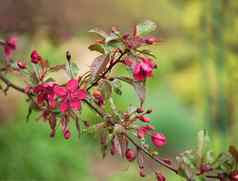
<box><xmin>138</xmin><ymin>115</ymin><xmax>151</xmax><ymax>123</ymax></box>
<box><xmin>64</xmin><ymin>129</ymin><xmax>71</xmax><ymax>140</ymax></box>
<box><xmin>230</xmin><ymin>171</ymin><xmax>238</xmax><ymax>180</ymax></box>
<box><xmin>126</xmin><ymin>149</ymin><xmax>136</xmax><ymax>162</ymax></box>
<box><xmin>17</xmin><ymin>61</ymin><xmax>27</xmax><ymax>69</ymax></box>
<box><xmin>139</xmin><ymin>168</ymin><xmax>146</xmax><ymax>177</ymax></box>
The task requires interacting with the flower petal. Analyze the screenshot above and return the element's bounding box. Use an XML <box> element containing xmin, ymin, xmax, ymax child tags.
<box><xmin>72</xmin><ymin>89</ymin><xmax>87</xmax><ymax>100</ymax></box>
<box><xmin>66</xmin><ymin>79</ymin><xmax>78</xmax><ymax>91</ymax></box>
<box><xmin>60</xmin><ymin>101</ymin><xmax>69</xmax><ymax>112</ymax></box>
<box><xmin>54</xmin><ymin>85</ymin><xmax>66</xmax><ymax>96</ymax></box>
<box><xmin>70</xmin><ymin>100</ymin><xmax>81</xmax><ymax>111</ymax></box>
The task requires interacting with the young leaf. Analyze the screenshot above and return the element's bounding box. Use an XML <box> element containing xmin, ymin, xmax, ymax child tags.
<box><xmin>90</xmin><ymin>54</ymin><xmax>110</xmax><ymax>80</ymax></box>
<box><xmin>133</xmin><ymin>80</ymin><xmax>146</xmax><ymax>105</ymax></box>
<box><xmin>98</xmin><ymin>80</ymin><xmax>112</xmax><ymax>100</ymax></box>
<box><xmin>65</xmin><ymin>62</ymin><xmax>79</xmax><ymax>78</ymax></box>
<box><xmin>88</xmin><ymin>43</ymin><xmax>105</xmax><ymax>54</ymax></box>
<box><xmin>116</xmin><ymin>77</ymin><xmax>146</xmax><ymax>105</ymax></box>
<box><xmin>197</xmin><ymin>130</ymin><xmax>210</xmax><ymax>161</ymax></box>
<box><xmin>136</xmin><ymin>20</ymin><xmax>157</xmax><ymax>36</ymax></box>
<box><xmin>89</xmin><ymin>28</ymin><xmax>108</xmax><ymax>39</ymax></box>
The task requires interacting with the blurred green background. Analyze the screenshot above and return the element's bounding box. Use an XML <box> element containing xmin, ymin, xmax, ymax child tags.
<box><xmin>0</xmin><ymin>0</ymin><xmax>238</xmax><ymax>180</ymax></box>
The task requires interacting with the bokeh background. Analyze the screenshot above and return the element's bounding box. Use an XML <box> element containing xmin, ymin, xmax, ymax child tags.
<box><xmin>0</xmin><ymin>0</ymin><xmax>238</xmax><ymax>180</ymax></box>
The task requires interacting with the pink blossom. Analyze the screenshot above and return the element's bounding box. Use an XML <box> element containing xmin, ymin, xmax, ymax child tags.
<box><xmin>31</xmin><ymin>50</ymin><xmax>41</xmax><ymax>64</ymax></box>
<box><xmin>54</xmin><ymin>79</ymin><xmax>87</xmax><ymax>113</ymax></box>
<box><xmin>151</xmin><ymin>132</ymin><xmax>166</xmax><ymax>148</ymax></box>
<box><xmin>4</xmin><ymin>36</ymin><xmax>17</xmax><ymax>59</ymax></box>
<box><xmin>33</xmin><ymin>82</ymin><xmax>56</xmax><ymax>109</ymax></box>
<box><xmin>126</xmin><ymin>149</ymin><xmax>136</xmax><ymax>161</ymax></box>
<box><xmin>137</xmin><ymin>125</ymin><xmax>154</xmax><ymax>139</ymax></box>
<box><xmin>133</xmin><ymin>58</ymin><xmax>156</xmax><ymax>81</ymax></box>
<box><xmin>138</xmin><ymin>115</ymin><xmax>151</xmax><ymax>122</ymax></box>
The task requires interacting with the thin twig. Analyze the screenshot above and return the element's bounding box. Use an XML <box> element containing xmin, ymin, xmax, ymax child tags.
<box><xmin>126</xmin><ymin>134</ymin><xmax>178</xmax><ymax>174</ymax></box>
<box><xmin>87</xmin><ymin>50</ymin><xmax>127</xmax><ymax>91</ymax></box>
<box><xmin>0</xmin><ymin>72</ymin><xmax>25</xmax><ymax>93</ymax></box>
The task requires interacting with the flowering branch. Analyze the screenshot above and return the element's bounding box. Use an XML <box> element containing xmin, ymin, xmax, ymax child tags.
<box><xmin>0</xmin><ymin>21</ymin><xmax>237</xmax><ymax>181</ymax></box>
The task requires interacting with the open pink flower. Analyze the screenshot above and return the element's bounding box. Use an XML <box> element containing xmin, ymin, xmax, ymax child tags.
<box><xmin>4</xmin><ymin>36</ymin><xmax>17</xmax><ymax>59</ymax></box>
<box><xmin>151</xmin><ymin>132</ymin><xmax>166</xmax><ymax>148</ymax></box>
<box><xmin>137</xmin><ymin>125</ymin><xmax>154</xmax><ymax>139</ymax></box>
<box><xmin>54</xmin><ymin>79</ymin><xmax>87</xmax><ymax>113</ymax></box>
<box><xmin>133</xmin><ymin>58</ymin><xmax>156</xmax><ymax>81</ymax></box>
<box><xmin>33</xmin><ymin>82</ymin><xmax>56</xmax><ymax>109</ymax></box>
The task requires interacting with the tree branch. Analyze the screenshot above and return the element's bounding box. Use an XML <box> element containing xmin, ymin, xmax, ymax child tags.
<box><xmin>0</xmin><ymin>72</ymin><xmax>25</xmax><ymax>93</ymax></box>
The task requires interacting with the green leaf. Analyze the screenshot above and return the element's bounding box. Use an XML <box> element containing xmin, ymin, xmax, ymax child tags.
<box><xmin>89</xmin><ymin>28</ymin><xmax>108</xmax><ymax>39</ymax></box>
<box><xmin>88</xmin><ymin>44</ymin><xmax>105</xmax><ymax>54</ymax></box>
<box><xmin>111</xmin><ymin>79</ymin><xmax>122</xmax><ymax>96</ymax></box>
<box><xmin>197</xmin><ymin>130</ymin><xmax>210</xmax><ymax>161</ymax></box>
<box><xmin>98</xmin><ymin>80</ymin><xmax>112</xmax><ymax>99</ymax></box>
<box><xmin>136</xmin><ymin>20</ymin><xmax>157</xmax><ymax>36</ymax></box>
<box><xmin>115</xmin><ymin>77</ymin><xmax>145</xmax><ymax>105</ymax></box>
<box><xmin>65</xmin><ymin>62</ymin><xmax>80</xmax><ymax>79</ymax></box>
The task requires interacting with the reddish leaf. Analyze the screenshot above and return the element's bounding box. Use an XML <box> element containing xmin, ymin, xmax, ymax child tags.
<box><xmin>90</xmin><ymin>54</ymin><xmax>110</xmax><ymax>80</ymax></box>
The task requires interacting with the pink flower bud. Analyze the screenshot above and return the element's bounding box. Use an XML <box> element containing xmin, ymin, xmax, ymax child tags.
<box><xmin>155</xmin><ymin>172</ymin><xmax>166</xmax><ymax>181</ymax></box>
<box><xmin>31</xmin><ymin>50</ymin><xmax>41</xmax><ymax>64</ymax></box>
<box><xmin>139</xmin><ymin>168</ymin><xmax>146</xmax><ymax>177</ymax></box>
<box><xmin>137</xmin><ymin>125</ymin><xmax>154</xmax><ymax>139</ymax></box>
<box><xmin>138</xmin><ymin>115</ymin><xmax>151</xmax><ymax>122</ymax></box>
<box><xmin>144</xmin><ymin>36</ymin><xmax>159</xmax><ymax>45</ymax></box>
<box><xmin>125</xmin><ymin>149</ymin><xmax>136</xmax><ymax>162</ymax></box>
<box><xmin>133</xmin><ymin>58</ymin><xmax>155</xmax><ymax>81</ymax></box>
<box><xmin>151</xmin><ymin>132</ymin><xmax>166</xmax><ymax>148</ymax></box>
<box><xmin>17</xmin><ymin>61</ymin><xmax>27</xmax><ymax>69</ymax></box>
<box><xmin>4</xmin><ymin>36</ymin><xmax>17</xmax><ymax>58</ymax></box>
<box><xmin>63</xmin><ymin>129</ymin><xmax>71</xmax><ymax>140</ymax></box>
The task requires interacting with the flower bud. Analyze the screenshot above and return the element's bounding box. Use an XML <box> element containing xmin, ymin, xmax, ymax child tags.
<box><xmin>126</xmin><ymin>149</ymin><xmax>136</xmax><ymax>162</ymax></box>
<box><xmin>31</xmin><ymin>50</ymin><xmax>41</xmax><ymax>64</ymax></box>
<box><xmin>138</xmin><ymin>115</ymin><xmax>151</xmax><ymax>123</ymax></box>
<box><xmin>151</xmin><ymin>132</ymin><xmax>166</xmax><ymax>148</ymax></box>
<box><xmin>144</xmin><ymin>36</ymin><xmax>159</xmax><ymax>45</ymax></box>
<box><xmin>63</xmin><ymin>129</ymin><xmax>71</xmax><ymax>140</ymax></box>
<box><xmin>93</xmin><ymin>89</ymin><xmax>102</xmax><ymax>97</ymax></box>
<box><xmin>230</xmin><ymin>171</ymin><xmax>238</xmax><ymax>181</ymax></box>
<box><xmin>17</xmin><ymin>61</ymin><xmax>27</xmax><ymax>69</ymax></box>
<box><xmin>139</xmin><ymin>168</ymin><xmax>146</xmax><ymax>177</ymax></box>
<box><xmin>155</xmin><ymin>171</ymin><xmax>166</xmax><ymax>181</ymax></box>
